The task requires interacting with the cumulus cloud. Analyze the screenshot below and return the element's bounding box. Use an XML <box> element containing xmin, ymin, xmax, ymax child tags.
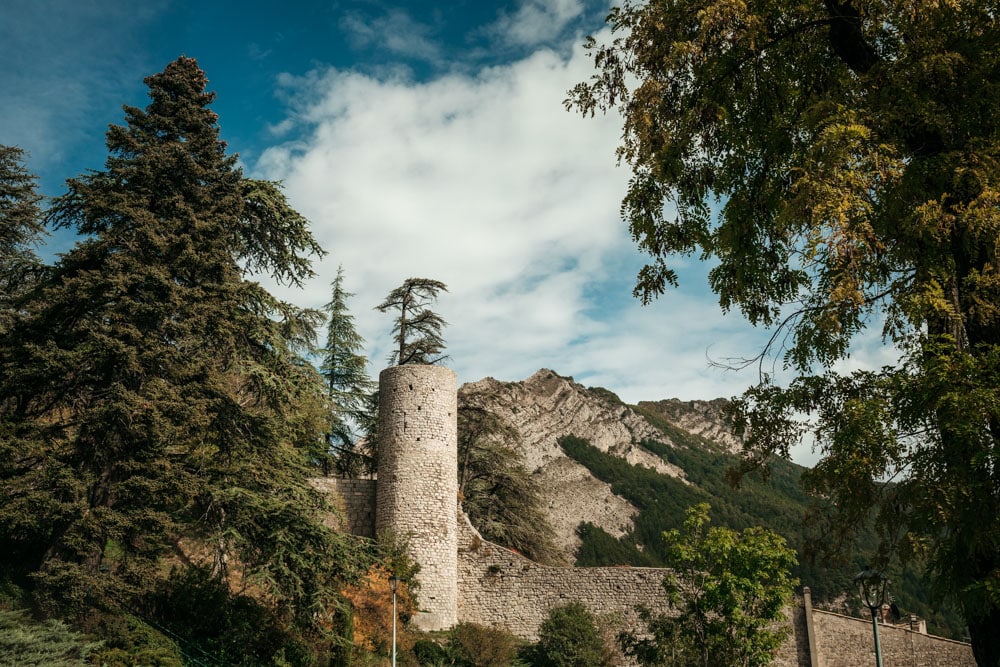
<box><xmin>253</xmin><ymin>34</ymin><xmax>781</xmax><ymax>415</ymax></box>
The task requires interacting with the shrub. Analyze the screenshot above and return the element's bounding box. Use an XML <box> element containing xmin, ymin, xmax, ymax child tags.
<box><xmin>448</xmin><ymin>622</ymin><xmax>524</xmax><ymax>667</ymax></box>
<box><xmin>532</xmin><ymin>603</ymin><xmax>609</xmax><ymax>667</ymax></box>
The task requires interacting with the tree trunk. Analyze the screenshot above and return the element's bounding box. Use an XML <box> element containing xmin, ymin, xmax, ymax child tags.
<box><xmin>966</xmin><ymin>601</ymin><xmax>1000</xmax><ymax>666</ymax></box>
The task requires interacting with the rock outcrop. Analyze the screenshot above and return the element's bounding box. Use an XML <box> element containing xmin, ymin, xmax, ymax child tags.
<box><xmin>458</xmin><ymin>369</ymin><xmax>713</xmax><ymax>559</ymax></box>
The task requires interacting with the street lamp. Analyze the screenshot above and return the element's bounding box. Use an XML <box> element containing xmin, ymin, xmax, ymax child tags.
<box><xmin>855</xmin><ymin>567</ymin><xmax>890</xmax><ymax>667</ymax></box>
<box><xmin>388</xmin><ymin>575</ymin><xmax>400</xmax><ymax>667</ymax></box>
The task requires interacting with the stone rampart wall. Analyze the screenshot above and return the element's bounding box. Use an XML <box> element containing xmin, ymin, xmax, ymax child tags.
<box><xmin>309</xmin><ymin>477</ymin><xmax>376</xmax><ymax>538</ymax></box>
<box><xmin>456</xmin><ymin>512</ymin><xmax>675</xmax><ymax>641</ymax></box>
<box><xmin>809</xmin><ymin>609</ymin><xmax>975</xmax><ymax>667</ymax></box>
<box><xmin>310</xmin><ymin>481</ymin><xmax>975</xmax><ymax>667</ymax></box>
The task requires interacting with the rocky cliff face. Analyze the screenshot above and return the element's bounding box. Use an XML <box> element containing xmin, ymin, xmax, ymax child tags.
<box><xmin>457</xmin><ymin>369</ymin><xmax>739</xmax><ymax>561</ymax></box>
<box><xmin>636</xmin><ymin>397</ymin><xmax>742</xmax><ymax>454</ymax></box>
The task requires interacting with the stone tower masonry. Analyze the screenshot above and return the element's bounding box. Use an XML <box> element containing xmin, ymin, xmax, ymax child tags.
<box><xmin>375</xmin><ymin>364</ymin><xmax>458</xmax><ymax>631</ymax></box>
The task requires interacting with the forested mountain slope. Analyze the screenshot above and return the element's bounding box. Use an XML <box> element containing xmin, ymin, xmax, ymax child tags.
<box><xmin>458</xmin><ymin>369</ymin><xmax>965</xmax><ymax>639</ymax></box>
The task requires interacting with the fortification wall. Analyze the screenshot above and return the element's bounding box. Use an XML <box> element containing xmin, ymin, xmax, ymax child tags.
<box><xmin>376</xmin><ymin>365</ymin><xmax>458</xmax><ymax>631</ymax></box>
<box><xmin>809</xmin><ymin>609</ymin><xmax>975</xmax><ymax>667</ymax></box>
<box><xmin>311</xmin><ymin>367</ymin><xmax>974</xmax><ymax>667</ymax></box>
<box><xmin>456</xmin><ymin>512</ymin><xmax>673</xmax><ymax>641</ymax></box>
<box><xmin>309</xmin><ymin>477</ymin><xmax>376</xmax><ymax>538</ymax></box>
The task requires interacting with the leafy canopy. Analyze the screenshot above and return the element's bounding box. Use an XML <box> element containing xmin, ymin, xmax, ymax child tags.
<box><xmin>621</xmin><ymin>504</ymin><xmax>797</xmax><ymax>667</ymax></box>
<box><xmin>569</xmin><ymin>2</ymin><xmax>1000</xmax><ymax>662</ymax></box>
<box><xmin>532</xmin><ymin>602</ymin><xmax>612</xmax><ymax>667</ymax></box>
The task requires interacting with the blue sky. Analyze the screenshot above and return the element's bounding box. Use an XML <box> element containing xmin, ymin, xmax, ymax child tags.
<box><xmin>2</xmin><ymin>1</ymin><xmax>897</xmax><ymax>464</ymax></box>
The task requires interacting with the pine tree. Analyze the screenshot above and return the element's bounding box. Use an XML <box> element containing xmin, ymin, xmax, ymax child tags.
<box><xmin>320</xmin><ymin>265</ymin><xmax>376</xmax><ymax>475</ymax></box>
<box><xmin>0</xmin><ymin>145</ymin><xmax>46</xmax><ymax>332</ymax></box>
<box><xmin>457</xmin><ymin>405</ymin><xmax>562</xmax><ymax>564</ymax></box>
<box><xmin>375</xmin><ymin>277</ymin><xmax>448</xmax><ymax>365</ymax></box>
<box><xmin>0</xmin><ymin>58</ymin><xmax>367</xmax><ymax>646</ymax></box>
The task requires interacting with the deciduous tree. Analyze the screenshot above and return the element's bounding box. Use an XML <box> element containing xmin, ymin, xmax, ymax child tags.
<box><xmin>532</xmin><ymin>602</ymin><xmax>613</xmax><ymax>667</ymax></box>
<box><xmin>621</xmin><ymin>504</ymin><xmax>797</xmax><ymax>667</ymax></box>
<box><xmin>376</xmin><ymin>277</ymin><xmax>448</xmax><ymax>365</ymax></box>
<box><xmin>569</xmin><ymin>2</ymin><xmax>1000</xmax><ymax>661</ymax></box>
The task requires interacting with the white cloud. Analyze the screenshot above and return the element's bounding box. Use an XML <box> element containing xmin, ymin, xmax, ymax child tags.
<box><xmin>254</xmin><ymin>36</ymin><xmax>775</xmax><ymax>406</ymax></box>
<box><xmin>489</xmin><ymin>0</ymin><xmax>588</xmax><ymax>47</ymax></box>
<box><xmin>340</xmin><ymin>9</ymin><xmax>443</xmax><ymax>64</ymax></box>
<box><xmin>253</xmin><ymin>28</ymin><xmax>894</xmax><ymax>470</ymax></box>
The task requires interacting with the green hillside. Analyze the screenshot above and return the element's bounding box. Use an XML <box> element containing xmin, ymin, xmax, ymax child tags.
<box><xmin>561</xmin><ymin>395</ymin><xmax>967</xmax><ymax>640</ymax></box>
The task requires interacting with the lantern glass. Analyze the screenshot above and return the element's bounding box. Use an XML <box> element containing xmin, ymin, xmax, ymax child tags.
<box><xmin>854</xmin><ymin>568</ymin><xmax>888</xmax><ymax>611</ymax></box>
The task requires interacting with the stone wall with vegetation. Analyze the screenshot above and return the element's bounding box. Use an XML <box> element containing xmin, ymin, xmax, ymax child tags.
<box><xmin>310</xmin><ymin>482</ymin><xmax>975</xmax><ymax>666</ymax></box>
<box><xmin>456</xmin><ymin>512</ymin><xmax>674</xmax><ymax>641</ymax></box>
<box><xmin>309</xmin><ymin>477</ymin><xmax>376</xmax><ymax>538</ymax></box>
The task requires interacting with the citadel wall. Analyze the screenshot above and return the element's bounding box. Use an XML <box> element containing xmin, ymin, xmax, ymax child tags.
<box><xmin>311</xmin><ymin>364</ymin><xmax>974</xmax><ymax>666</ymax></box>
<box><xmin>808</xmin><ymin>607</ymin><xmax>975</xmax><ymax>667</ymax></box>
<box><xmin>312</xmin><ymin>478</ymin><xmax>975</xmax><ymax>667</ymax></box>
<box><xmin>455</xmin><ymin>512</ymin><xmax>672</xmax><ymax>641</ymax></box>
<box><xmin>309</xmin><ymin>477</ymin><xmax>375</xmax><ymax>538</ymax></box>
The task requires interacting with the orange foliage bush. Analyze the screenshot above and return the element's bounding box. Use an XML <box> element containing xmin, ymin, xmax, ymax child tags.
<box><xmin>341</xmin><ymin>565</ymin><xmax>416</xmax><ymax>656</ymax></box>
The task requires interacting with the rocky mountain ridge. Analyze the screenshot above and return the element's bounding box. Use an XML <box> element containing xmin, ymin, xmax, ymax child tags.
<box><xmin>457</xmin><ymin>368</ymin><xmax>739</xmax><ymax>560</ymax></box>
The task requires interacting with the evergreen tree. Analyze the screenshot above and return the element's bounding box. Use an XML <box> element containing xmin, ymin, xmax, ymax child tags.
<box><xmin>457</xmin><ymin>404</ymin><xmax>562</xmax><ymax>564</ymax></box>
<box><xmin>0</xmin><ymin>145</ymin><xmax>46</xmax><ymax>332</ymax></box>
<box><xmin>321</xmin><ymin>264</ymin><xmax>376</xmax><ymax>476</ymax></box>
<box><xmin>376</xmin><ymin>277</ymin><xmax>448</xmax><ymax>365</ymax></box>
<box><xmin>0</xmin><ymin>57</ymin><xmax>367</xmax><ymax>650</ymax></box>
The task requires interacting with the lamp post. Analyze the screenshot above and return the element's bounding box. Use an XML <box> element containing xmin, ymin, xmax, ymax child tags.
<box><xmin>855</xmin><ymin>567</ymin><xmax>890</xmax><ymax>667</ymax></box>
<box><xmin>388</xmin><ymin>575</ymin><xmax>399</xmax><ymax>667</ymax></box>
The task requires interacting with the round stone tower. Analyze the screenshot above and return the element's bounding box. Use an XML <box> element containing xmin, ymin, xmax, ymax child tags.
<box><xmin>376</xmin><ymin>364</ymin><xmax>458</xmax><ymax>631</ymax></box>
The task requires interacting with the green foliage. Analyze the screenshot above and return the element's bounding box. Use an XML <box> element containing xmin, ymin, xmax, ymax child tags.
<box><xmin>442</xmin><ymin>622</ymin><xmax>526</xmax><ymax>667</ymax></box>
<box><xmin>574</xmin><ymin>522</ymin><xmax>653</xmax><ymax>568</ymax></box>
<box><xmin>529</xmin><ymin>603</ymin><xmax>611</xmax><ymax>667</ymax></box>
<box><xmin>0</xmin><ymin>144</ymin><xmax>46</xmax><ymax>333</ymax></box>
<box><xmin>0</xmin><ymin>57</ymin><xmax>368</xmax><ymax>661</ymax></box>
<box><xmin>148</xmin><ymin>566</ymin><xmax>314</xmax><ymax>666</ymax></box>
<box><xmin>320</xmin><ymin>265</ymin><xmax>376</xmax><ymax>476</ymax></box>
<box><xmin>0</xmin><ymin>608</ymin><xmax>101</xmax><ymax>666</ymax></box>
<box><xmin>458</xmin><ymin>404</ymin><xmax>562</xmax><ymax>564</ymax></box>
<box><xmin>562</xmin><ymin>433</ymin><xmax>964</xmax><ymax>636</ymax></box>
<box><xmin>622</xmin><ymin>504</ymin><xmax>797</xmax><ymax>667</ymax></box>
<box><xmin>83</xmin><ymin>612</ymin><xmax>184</xmax><ymax>667</ymax></box>
<box><xmin>376</xmin><ymin>277</ymin><xmax>448</xmax><ymax>365</ymax></box>
<box><xmin>560</xmin><ymin>434</ymin><xmax>811</xmax><ymax>564</ymax></box>
<box><xmin>570</xmin><ymin>1</ymin><xmax>1000</xmax><ymax>661</ymax></box>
